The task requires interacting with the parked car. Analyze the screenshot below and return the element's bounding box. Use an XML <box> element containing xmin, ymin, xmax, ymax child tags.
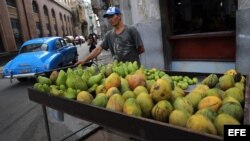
<box><xmin>1</xmin><ymin>36</ymin><xmax>78</xmax><ymax>82</ymax></box>
<box><xmin>74</xmin><ymin>35</ymin><xmax>85</xmax><ymax>44</ymax></box>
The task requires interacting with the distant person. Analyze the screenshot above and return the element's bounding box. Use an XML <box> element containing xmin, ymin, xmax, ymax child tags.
<box><xmin>88</xmin><ymin>34</ymin><xmax>97</xmax><ymax>53</ymax></box>
<box><xmin>78</xmin><ymin>36</ymin><xmax>82</xmax><ymax>46</ymax></box>
<box><xmin>88</xmin><ymin>34</ymin><xmax>97</xmax><ymax>62</ymax></box>
<box><xmin>75</xmin><ymin>7</ymin><xmax>145</xmax><ymax>66</ymax></box>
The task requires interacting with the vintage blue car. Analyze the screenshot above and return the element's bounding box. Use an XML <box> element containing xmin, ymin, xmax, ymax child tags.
<box><xmin>2</xmin><ymin>37</ymin><xmax>78</xmax><ymax>82</ymax></box>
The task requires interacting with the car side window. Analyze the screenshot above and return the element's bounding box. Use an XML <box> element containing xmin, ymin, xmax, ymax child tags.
<box><xmin>60</xmin><ymin>39</ymin><xmax>67</xmax><ymax>47</ymax></box>
<box><xmin>41</xmin><ymin>44</ymin><xmax>48</xmax><ymax>51</ymax></box>
<box><xmin>56</xmin><ymin>40</ymin><xmax>62</xmax><ymax>49</ymax></box>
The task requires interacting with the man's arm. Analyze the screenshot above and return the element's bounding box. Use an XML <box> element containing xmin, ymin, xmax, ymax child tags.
<box><xmin>75</xmin><ymin>46</ymin><xmax>103</xmax><ymax>65</ymax></box>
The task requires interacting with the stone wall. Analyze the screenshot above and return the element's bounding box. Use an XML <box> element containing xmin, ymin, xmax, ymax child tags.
<box><xmin>236</xmin><ymin>0</ymin><xmax>250</xmax><ymax>74</ymax></box>
<box><xmin>127</xmin><ymin>0</ymin><xmax>165</xmax><ymax>70</ymax></box>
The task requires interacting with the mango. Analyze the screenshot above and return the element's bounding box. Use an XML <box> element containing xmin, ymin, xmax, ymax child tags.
<box><xmin>64</xmin><ymin>88</ymin><xmax>77</xmax><ymax>99</ymax></box>
<box><xmin>106</xmin><ymin>94</ymin><xmax>124</xmax><ymax>112</ymax></box>
<box><xmin>218</xmin><ymin>102</ymin><xmax>244</xmax><ymax>121</ymax></box>
<box><xmin>77</xmin><ymin>91</ymin><xmax>93</xmax><ymax>104</ymax></box>
<box><xmin>219</xmin><ymin>75</ymin><xmax>235</xmax><ymax>91</ymax></box>
<box><xmin>133</xmin><ymin>86</ymin><xmax>148</xmax><ymax>97</ymax></box>
<box><xmin>222</xmin><ymin>96</ymin><xmax>240</xmax><ymax>105</ymax></box>
<box><xmin>105</xmin><ymin>73</ymin><xmax>121</xmax><ymax>90</ymax></box>
<box><xmin>49</xmin><ymin>70</ymin><xmax>58</xmax><ymax>84</ymax></box>
<box><xmin>105</xmin><ymin>87</ymin><xmax>121</xmax><ymax>98</ymax></box>
<box><xmin>224</xmin><ymin>87</ymin><xmax>244</xmax><ymax>104</ymax></box>
<box><xmin>151</xmin><ymin>100</ymin><xmax>173</xmax><ymax>122</ymax></box>
<box><xmin>202</xmin><ymin>74</ymin><xmax>218</xmax><ymax>88</ymax></box>
<box><xmin>150</xmin><ymin>78</ymin><xmax>172</xmax><ymax>102</ymax></box>
<box><xmin>173</xmin><ymin>97</ymin><xmax>194</xmax><ymax>114</ymax></box>
<box><xmin>186</xmin><ymin>114</ymin><xmax>217</xmax><ymax>135</ymax></box>
<box><xmin>95</xmin><ymin>84</ymin><xmax>106</xmax><ymax>95</ymax></box>
<box><xmin>185</xmin><ymin>91</ymin><xmax>203</xmax><ymax>110</ymax></box>
<box><xmin>214</xmin><ymin>113</ymin><xmax>240</xmax><ymax>136</ymax></box>
<box><xmin>37</xmin><ymin>76</ymin><xmax>52</xmax><ymax>85</ymax></box>
<box><xmin>170</xmin><ymin>90</ymin><xmax>185</xmax><ymax>104</ymax></box>
<box><xmin>87</xmin><ymin>73</ymin><xmax>104</xmax><ymax>87</ymax></box>
<box><xmin>122</xmin><ymin>90</ymin><xmax>136</xmax><ymax>101</ymax></box>
<box><xmin>126</xmin><ymin>74</ymin><xmax>146</xmax><ymax>90</ymax></box>
<box><xmin>56</xmin><ymin>70</ymin><xmax>67</xmax><ymax>86</ymax></box>
<box><xmin>169</xmin><ymin>109</ymin><xmax>191</xmax><ymax>127</ymax></box>
<box><xmin>91</xmin><ymin>93</ymin><xmax>108</xmax><ymax>107</ymax></box>
<box><xmin>120</xmin><ymin>78</ymin><xmax>130</xmax><ymax>93</ymax></box>
<box><xmin>198</xmin><ymin>96</ymin><xmax>221</xmax><ymax>112</ymax></box>
<box><xmin>123</xmin><ymin>98</ymin><xmax>142</xmax><ymax>117</ymax></box>
<box><xmin>136</xmin><ymin>92</ymin><xmax>154</xmax><ymax>118</ymax></box>
<box><xmin>195</xmin><ymin>108</ymin><xmax>217</xmax><ymax>122</ymax></box>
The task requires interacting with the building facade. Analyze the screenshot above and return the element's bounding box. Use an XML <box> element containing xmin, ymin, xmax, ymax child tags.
<box><xmin>90</xmin><ymin>0</ymin><xmax>250</xmax><ymax>75</ymax></box>
<box><xmin>0</xmin><ymin>0</ymin><xmax>74</xmax><ymax>53</ymax></box>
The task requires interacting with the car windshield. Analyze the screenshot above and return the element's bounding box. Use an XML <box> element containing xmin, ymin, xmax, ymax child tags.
<box><xmin>20</xmin><ymin>43</ymin><xmax>48</xmax><ymax>53</ymax></box>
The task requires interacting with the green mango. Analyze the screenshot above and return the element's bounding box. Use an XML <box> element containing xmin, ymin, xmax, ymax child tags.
<box><xmin>66</xmin><ymin>71</ymin><xmax>76</xmax><ymax>89</ymax></box>
<box><xmin>64</xmin><ymin>88</ymin><xmax>77</xmax><ymax>99</ymax></box>
<box><xmin>56</xmin><ymin>70</ymin><xmax>67</xmax><ymax>86</ymax></box>
<box><xmin>50</xmin><ymin>86</ymin><xmax>63</xmax><ymax>96</ymax></box>
<box><xmin>37</xmin><ymin>76</ymin><xmax>51</xmax><ymax>85</ymax></box>
<box><xmin>74</xmin><ymin>76</ymin><xmax>88</xmax><ymax>91</ymax></box>
<box><xmin>87</xmin><ymin>73</ymin><xmax>104</xmax><ymax>87</ymax></box>
<box><xmin>88</xmin><ymin>83</ymin><xmax>98</xmax><ymax>94</ymax></box>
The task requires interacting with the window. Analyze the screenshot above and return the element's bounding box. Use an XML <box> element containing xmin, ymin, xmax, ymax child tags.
<box><xmin>32</xmin><ymin>1</ymin><xmax>39</xmax><ymax>13</ymax></box>
<box><xmin>44</xmin><ymin>6</ymin><xmax>48</xmax><ymax>16</ymax></box>
<box><xmin>20</xmin><ymin>43</ymin><xmax>48</xmax><ymax>53</ymax></box>
<box><xmin>46</xmin><ymin>23</ymin><xmax>51</xmax><ymax>36</ymax></box>
<box><xmin>10</xmin><ymin>18</ymin><xmax>23</xmax><ymax>48</ymax></box>
<box><xmin>6</xmin><ymin>0</ymin><xmax>16</xmax><ymax>7</ymax></box>
<box><xmin>0</xmin><ymin>34</ymin><xmax>5</xmax><ymax>52</ymax></box>
<box><xmin>36</xmin><ymin>22</ymin><xmax>42</xmax><ymax>37</ymax></box>
<box><xmin>60</xmin><ymin>39</ymin><xmax>66</xmax><ymax>46</ymax></box>
<box><xmin>54</xmin><ymin>24</ymin><xmax>57</xmax><ymax>35</ymax></box>
<box><xmin>52</xmin><ymin>9</ymin><xmax>56</xmax><ymax>18</ymax></box>
<box><xmin>170</xmin><ymin>0</ymin><xmax>237</xmax><ymax>35</ymax></box>
<box><xmin>55</xmin><ymin>40</ymin><xmax>62</xmax><ymax>49</ymax></box>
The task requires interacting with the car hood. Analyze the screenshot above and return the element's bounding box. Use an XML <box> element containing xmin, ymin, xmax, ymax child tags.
<box><xmin>3</xmin><ymin>52</ymin><xmax>51</xmax><ymax>75</ymax></box>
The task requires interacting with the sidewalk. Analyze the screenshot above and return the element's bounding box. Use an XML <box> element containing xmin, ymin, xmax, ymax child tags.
<box><xmin>96</xmin><ymin>50</ymin><xmax>113</xmax><ymax>65</ymax></box>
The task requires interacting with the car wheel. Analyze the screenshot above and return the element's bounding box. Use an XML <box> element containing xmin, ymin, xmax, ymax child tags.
<box><xmin>17</xmin><ymin>77</ymin><xmax>28</xmax><ymax>82</ymax></box>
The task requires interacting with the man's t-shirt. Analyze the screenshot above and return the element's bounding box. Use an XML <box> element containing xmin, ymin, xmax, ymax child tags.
<box><xmin>100</xmin><ymin>25</ymin><xmax>144</xmax><ymax>64</ymax></box>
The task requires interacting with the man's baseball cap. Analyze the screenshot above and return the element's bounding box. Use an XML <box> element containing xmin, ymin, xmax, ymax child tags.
<box><xmin>103</xmin><ymin>7</ymin><xmax>121</xmax><ymax>18</ymax></box>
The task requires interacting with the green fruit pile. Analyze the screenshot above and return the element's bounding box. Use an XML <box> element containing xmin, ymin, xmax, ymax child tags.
<box><xmin>171</xmin><ymin>75</ymin><xmax>198</xmax><ymax>90</ymax></box>
<box><xmin>33</xmin><ymin>64</ymin><xmax>246</xmax><ymax>137</ymax></box>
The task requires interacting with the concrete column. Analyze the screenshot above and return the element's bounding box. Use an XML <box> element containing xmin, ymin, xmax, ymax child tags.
<box><xmin>128</xmin><ymin>0</ymin><xmax>165</xmax><ymax>70</ymax></box>
<box><xmin>236</xmin><ymin>0</ymin><xmax>250</xmax><ymax>74</ymax></box>
<box><xmin>0</xmin><ymin>0</ymin><xmax>16</xmax><ymax>51</ymax></box>
<box><xmin>36</xmin><ymin>0</ymin><xmax>46</xmax><ymax>37</ymax></box>
<box><xmin>17</xmin><ymin>0</ymin><xmax>29</xmax><ymax>41</ymax></box>
<box><xmin>23</xmin><ymin>0</ymin><xmax>37</xmax><ymax>38</ymax></box>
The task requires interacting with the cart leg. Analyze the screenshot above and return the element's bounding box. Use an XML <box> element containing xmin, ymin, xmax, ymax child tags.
<box><xmin>42</xmin><ymin>105</ymin><xmax>51</xmax><ymax>141</ymax></box>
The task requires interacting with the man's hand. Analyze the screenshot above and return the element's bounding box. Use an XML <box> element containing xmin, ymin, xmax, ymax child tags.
<box><xmin>75</xmin><ymin>60</ymin><xmax>85</xmax><ymax>66</ymax></box>
<box><xmin>137</xmin><ymin>46</ymin><xmax>145</xmax><ymax>54</ymax></box>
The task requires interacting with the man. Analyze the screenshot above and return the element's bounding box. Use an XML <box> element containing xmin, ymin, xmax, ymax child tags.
<box><xmin>76</xmin><ymin>7</ymin><xmax>145</xmax><ymax>65</ymax></box>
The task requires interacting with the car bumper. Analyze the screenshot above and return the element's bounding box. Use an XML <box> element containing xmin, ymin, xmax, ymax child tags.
<box><xmin>4</xmin><ymin>73</ymin><xmax>36</xmax><ymax>78</ymax></box>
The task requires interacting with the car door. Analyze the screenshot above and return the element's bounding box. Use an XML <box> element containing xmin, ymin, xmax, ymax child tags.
<box><xmin>56</xmin><ymin>39</ymin><xmax>68</xmax><ymax>65</ymax></box>
<box><xmin>58</xmin><ymin>39</ymin><xmax>75</xmax><ymax>64</ymax></box>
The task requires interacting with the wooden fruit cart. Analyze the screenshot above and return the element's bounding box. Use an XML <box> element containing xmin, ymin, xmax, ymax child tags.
<box><xmin>27</xmin><ymin>71</ymin><xmax>250</xmax><ymax>141</ymax></box>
